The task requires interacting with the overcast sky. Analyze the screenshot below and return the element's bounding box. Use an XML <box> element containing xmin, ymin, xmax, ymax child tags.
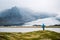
<box><xmin>0</xmin><ymin>0</ymin><xmax>60</xmax><ymax>14</ymax></box>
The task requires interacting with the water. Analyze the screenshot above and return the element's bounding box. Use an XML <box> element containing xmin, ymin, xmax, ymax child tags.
<box><xmin>0</xmin><ymin>28</ymin><xmax>60</xmax><ymax>33</ymax></box>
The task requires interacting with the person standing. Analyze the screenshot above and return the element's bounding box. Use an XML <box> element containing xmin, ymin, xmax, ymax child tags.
<box><xmin>41</xmin><ymin>24</ymin><xmax>45</xmax><ymax>31</ymax></box>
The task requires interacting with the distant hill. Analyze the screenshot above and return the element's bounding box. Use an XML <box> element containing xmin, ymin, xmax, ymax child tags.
<box><xmin>0</xmin><ymin>30</ymin><xmax>60</xmax><ymax>40</ymax></box>
<box><xmin>54</xmin><ymin>24</ymin><xmax>60</xmax><ymax>26</ymax></box>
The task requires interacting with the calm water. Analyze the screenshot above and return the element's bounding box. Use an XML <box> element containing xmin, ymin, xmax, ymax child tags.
<box><xmin>0</xmin><ymin>28</ymin><xmax>60</xmax><ymax>33</ymax></box>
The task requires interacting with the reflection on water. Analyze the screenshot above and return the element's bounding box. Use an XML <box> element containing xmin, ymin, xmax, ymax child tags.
<box><xmin>0</xmin><ymin>28</ymin><xmax>60</xmax><ymax>33</ymax></box>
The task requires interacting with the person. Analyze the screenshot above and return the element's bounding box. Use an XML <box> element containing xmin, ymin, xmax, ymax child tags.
<box><xmin>41</xmin><ymin>24</ymin><xmax>45</xmax><ymax>31</ymax></box>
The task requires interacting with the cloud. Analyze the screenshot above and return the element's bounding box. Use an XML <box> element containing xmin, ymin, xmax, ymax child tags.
<box><xmin>0</xmin><ymin>0</ymin><xmax>60</xmax><ymax>15</ymax></box>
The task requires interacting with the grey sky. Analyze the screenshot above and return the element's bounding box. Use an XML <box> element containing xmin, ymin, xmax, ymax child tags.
<box><xmin>0</xmin><ymin>0</ymin><xmax>60</xmax><ymax>14</ymax></box>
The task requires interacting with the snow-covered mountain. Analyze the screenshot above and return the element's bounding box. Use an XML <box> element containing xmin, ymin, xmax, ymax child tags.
<box><xmin>55</xmin><ymin>15</ymin><xmax>60</xmax><ymax>21</ymax></box>
<box><xmin>23</xmin><ymin>18</ymin><xmax>60</xmax><ymax>26</ymax></box>
<box><xmin>0</xmin><ymin>6</ymin><xmax>59</xmax><ymax>26</ymax></box>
